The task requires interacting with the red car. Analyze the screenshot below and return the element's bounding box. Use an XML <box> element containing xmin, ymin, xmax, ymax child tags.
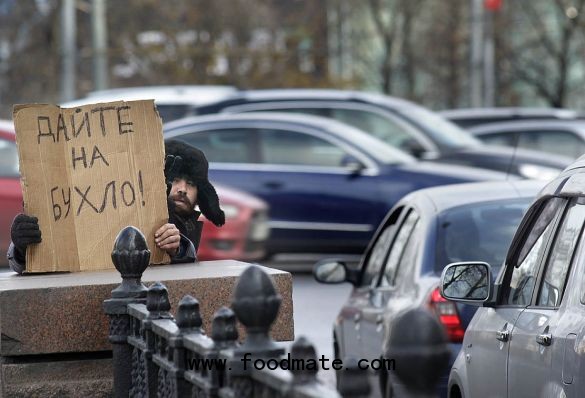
<box><xmin>0</xmin><ymin>121</ymin><xmax>268</xmax><ymax>266</ymax></box>
<box><xmin>0</xmin><ymin>122</ymin><xmax>22</xmax><ymax>265</ymax></box>
<box><xmin>197</xmin><ymin>183</ymin><xmax>269</xmax><ymax>261</ymax></box>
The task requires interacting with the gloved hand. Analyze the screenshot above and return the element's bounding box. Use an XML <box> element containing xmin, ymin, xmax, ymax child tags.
<box><xmin>164</xmin><ymin>154</ymin><xmax>183</xmax><ymax>196</ymax></box>
<box><xmin>11</xmin><ymin>214</ymin><xmax>42</xmax><ymax>253</ymax></box>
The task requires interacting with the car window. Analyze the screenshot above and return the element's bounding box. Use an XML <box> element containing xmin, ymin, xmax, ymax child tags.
<box><xmin>435</xmin><ymin>199</ymin><xmax>530</xmax><ymax>275</ymax></box>
<box><xmin>176</xmin><ymin>129</ymin><xmax>257</xmax><ymax>163</ymax></box>
<box><xmin>361</xmin><ymin>207</ymin><xmax>404</xmax><ymax>287</ymax></box>
<box><xmin>378</xmin><ymin>210</ymin><xmax>420</xmax><ymax>287</ymax></box>
<box><xmin>537</xmin><ymin>200</ymin><xmax>585</xmax><ymax>307</ymax></box>
<box><xmin>0</xmin><ymin>138</ymin><xmax>19</xmax><ymax>178</ymax></box>
<box><xmin>382</xmin><ymin>218</ymin><xmax>421</xmax><ymax>287</ymax></box>
<box><xmin>396</xmin><ymin>106</ymin><xmax>482</xmax><ymax>148</ymax></box>
<box><xmin>259</xmin><ymin>129</ymin><xmax>347</xmax><ymax>167</ymax></box>
<box><xmin>517</xmin><ymin>130</ymin><xmax>585</xmax><ymax>159</ymax></box>
<box><xmin>233</xmin><ymin>104</ymin><xmax>415</xmax><ymax>165</ymax></box>
<box><xmin>505</xmin><ymin>198</ymin><xmax>566</xmax><ymax>306</ymax></box>
<box><xmin>479</xmin><ymin>132</ymin><xmax>517</xmax><ymax>147</ymax></box>
<box><xmin>156</xmin><ymin>104</ymin><xmax>191</xmax><ymax>123</ymax></box>
<box><xmin>328</xmin><ymin>108</ymin><xmax>418</xmax><ymax>150</ymax></box>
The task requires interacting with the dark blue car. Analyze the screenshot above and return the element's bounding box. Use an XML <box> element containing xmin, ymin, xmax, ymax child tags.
<box><xmin>164</xmin><ymin>113</ymin><xmax>512</xmax><ymax>256</ymax></box>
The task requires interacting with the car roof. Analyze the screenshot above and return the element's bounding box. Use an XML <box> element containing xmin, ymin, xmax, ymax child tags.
<box><xmin>470</xmin><ymin>119</ymin><xmax>585</xmax><ymax>136</ymax></box>
<box><xmin>164</xmin><ymin>111</ymin><xmax>417</xmax><ymax>163</ymax></box>
<box><xmin>62</xmin><ymin>85</ymin><xmax>237</xmax><ymax>107</ymax></box>
<box><xmin>439</xmin><ymin>107</ymin><xmax>583</xmax><ymax>120</ymax></box>
<box><xmin>404</xmin><ymin>180</ymin><xmax>545</xmax><ymax>214</ymax></box>
<box><xmin>200</xmin><ymin>88</ymin><xmax>418</xmax><ymax>110</ymax></box>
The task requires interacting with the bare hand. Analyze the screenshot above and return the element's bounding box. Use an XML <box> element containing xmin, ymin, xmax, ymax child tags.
<box><xmin>155</xmin><ymin>223</ymin><xmax>180</xmax><ymax>256</ymax></box>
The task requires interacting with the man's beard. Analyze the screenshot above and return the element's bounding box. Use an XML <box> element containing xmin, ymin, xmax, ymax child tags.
<box><xmin>169</xmin><ymin>193</ymin><xmax>196</xmax><ymax>217</ymax></box>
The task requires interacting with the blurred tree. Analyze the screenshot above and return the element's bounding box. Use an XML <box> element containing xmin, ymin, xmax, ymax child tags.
<box><xmin>1</xmin><ymin>0</ymin><xmax>585</xmax><ymax>117</ymax></box>
<box><xmin>101</xmin><ymin>0</ymin><xmax>338</xmax><ymax>89</ymax></box>
<box><xmin>497</xmin><ymin>0</ymin><xmax>585</xmax><ymax>107</ymax></box>
<box><xmin>349</xmin><ymin>0</ymin><xmax>467</xmax><ymax>107</ymax></box>
<box><xmin>0</xmin><ymin>0</ymin><xmax>61</xmax><ymax>116</ymax></box>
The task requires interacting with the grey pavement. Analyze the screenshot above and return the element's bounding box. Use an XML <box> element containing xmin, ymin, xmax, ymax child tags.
<box><xmin>291</xmin><ymin>271</ymin><xmax>353</xmax><ymax>388</ymax></box>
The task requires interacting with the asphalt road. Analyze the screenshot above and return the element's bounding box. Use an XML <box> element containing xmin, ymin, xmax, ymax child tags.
<box><xmin>289</xmin><ymin>270</ymin><xmax>353</xmax><ymax>387</ymax></box>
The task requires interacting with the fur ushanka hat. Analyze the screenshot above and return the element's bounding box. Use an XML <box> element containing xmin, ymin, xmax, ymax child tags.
<box><xmin>165</xmin><ymin>140</ymin><xmax>225</xmax><ymax>227</ymax></box>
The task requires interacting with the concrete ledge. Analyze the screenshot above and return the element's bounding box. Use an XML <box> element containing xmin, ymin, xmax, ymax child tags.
<box><xmin>0</xmin><ymin>260</ymin><xmax>293</xmax><ymax>356</ymax></box>
<box><xmin>2</xmin><ymin>358</ymin><xmax>113</xmax><ymax>398</ymax></box>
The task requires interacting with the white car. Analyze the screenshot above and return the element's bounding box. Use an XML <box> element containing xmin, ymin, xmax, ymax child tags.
<box><xmin>62</xmin><ymin>85</ymin><xmax>237</xmax><ymax>123</ymax></box>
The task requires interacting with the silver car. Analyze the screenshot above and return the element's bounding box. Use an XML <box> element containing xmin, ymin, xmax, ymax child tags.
<box><xmin>441</xmin><ymin>155</ymin><xmax>585</xmax><ymax>398</ymax></box>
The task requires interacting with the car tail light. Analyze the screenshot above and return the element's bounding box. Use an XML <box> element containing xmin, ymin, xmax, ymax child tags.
<box><xmin>428</xmin><ymin>287</ymin><xmax>465</xmax><ymax>343</ymax></box>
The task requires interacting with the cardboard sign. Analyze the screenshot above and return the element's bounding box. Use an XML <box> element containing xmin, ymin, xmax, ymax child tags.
<box><xmin>13</xmin><ymin>100</ymin><xmax>170</xmax><ymax>272</ymax></box>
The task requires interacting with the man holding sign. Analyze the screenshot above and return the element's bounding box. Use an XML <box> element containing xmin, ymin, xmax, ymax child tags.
<box><xmin>7</xmin><ymin>100</ymin><xmax>224</xmax><ymax>274</ymax></box>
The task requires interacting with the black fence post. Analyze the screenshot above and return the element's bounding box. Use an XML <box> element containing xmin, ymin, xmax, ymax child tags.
<box><xmin>337</xmin><ymin>358</ymin><xmax>371</xmax><ymax>398</ymax></box>
<box><xmin>210</xmin><ymin>306</ymin><xmax>239</xmax><ymax>394</ymax></box>
<box><xmin>147</xmin><ymin>282</ymin><xmax>173</xmax><ymax>397</ymax></box>
<box><xmin>385</xmin><ymin>309</ymin><xmax>451</xmax><ymax>398</ymax></box>
<box><xmin>289</xmin><ymin>336</ymin><xmax>318</xmax><ymax>386</ymax></box>
<box><xmin>103</xmin><ymin>226</ymin><xmax>150</xmax><ymax>397</ymax></box>
<box><xmin>174</xmin><ymin>295</ymin><xmax>203</xmax><ymax>397</ymax></box>
<box><xmin>231</xmin><ymin>265</ymin><xmax>284</xmax><ymax>357</ymax></box>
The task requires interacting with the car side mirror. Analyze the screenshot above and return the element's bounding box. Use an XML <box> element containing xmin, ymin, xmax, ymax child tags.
<box><xmin>313</xmin><ymin>259</ymin><xmax>349</xmax><ymax>284</ymax></box>
<box><xmin>400</xmin><ymin>138</ymin><xmax>427</xmax><ymax>158</ymax></box>
<box><xmin>440</xmin><ymin>262</ymin><xmax>492</xmax><ymax>305</ymax></box>
<box><xmin>341</xmin><ymin>155</ymin><xmax>366</xmax><ymax>176</ymax></box>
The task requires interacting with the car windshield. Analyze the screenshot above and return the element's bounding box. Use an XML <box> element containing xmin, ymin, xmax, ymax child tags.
<box><xmin>435</xmin><ymin>198</ymin><xmax>531</xmax><ymax>275</ymax></box>
<box><xmin>329</xmin><ymin>122</ymin><xmax>415</xmax><ymax>165</ymax></box>
<box><xmin>397</xmin><ymin>106</ymin><xmax>483</xmax><ymax>149</ymax></box>
<box><xmin>156</xmin><ymin>104</ymin><xmax>191</xmax><ymax>122</ymax></box>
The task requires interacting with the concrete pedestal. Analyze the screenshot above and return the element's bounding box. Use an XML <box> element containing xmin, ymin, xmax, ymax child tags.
<box><xmin>0</xmin><ymin>261</ymin><xmax>293</xmax><ymax>397</ymax></box>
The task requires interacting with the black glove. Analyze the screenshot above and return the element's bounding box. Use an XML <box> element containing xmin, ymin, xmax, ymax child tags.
<box><xmin>11</xmin><ymin>214</ymin><xmax>42</xmax><ymax>253</ymax></box>
<box><xmin>164</xmin><ymin>155</ymin><xmax>183</xmax><ymax>196</ymax></box>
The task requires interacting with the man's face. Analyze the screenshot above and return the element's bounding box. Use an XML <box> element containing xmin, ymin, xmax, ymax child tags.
<box><xmin>168</xmin><ymin>177</ymin><xmax>198</xmax><ymax>216</ymax></box>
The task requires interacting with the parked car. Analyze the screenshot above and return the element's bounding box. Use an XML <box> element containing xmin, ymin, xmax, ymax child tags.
<box><xmin>62</xmin><ymin>85</ymin><xmax>237</xmax><ymax>123</ymax></box>
<box><xmin>197</xmin><ymin>183</ymin><xmax>269</xmax><ymax>261</ymax></box>
<box><xmin>441</xmin><ymin>156</ymin><xmax>585</xmax><ymax>398</ymax></box>
<box><xmin>468</xmin><ymin>119</ymin><xmax>585</xmax><ymax>159</ymax></box>
<box><xmin>194</xmin><ymin>89</ymin><xmax>571</xmax><ymax>179</ymax></box>
<box><xmin>313</xmin><ymin>180</ymin><xmax>543</xmax><ymax>397</ymax></box>
<box><xmin>440</xmin><ymin>107</ymin><xmax>585</xmax><ymax>129</ymax></box>
<box><xmin>164</xmin><ymin>112</ymin><xmax>516</xmax><ymax>258</ymax></box>
<box><xmin>0</xmin><ymin>121</ymin><xmax>21</xmax><ymax>265</ymax></box>
<box><xmin>0</xmin><ymin>121</ymin><xmax>268</xmax><ymax>264</ymax></box>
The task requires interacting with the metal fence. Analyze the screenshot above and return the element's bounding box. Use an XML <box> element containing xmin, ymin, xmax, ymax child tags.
<box><xmin>103</xmin><ymin>226</ymin><xmax>449</xmax><ymax>398</ymax></box>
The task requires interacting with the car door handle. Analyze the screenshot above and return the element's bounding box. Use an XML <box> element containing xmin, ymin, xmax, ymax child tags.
<box><xmin>353</xmin><ymin>313</ymin><xmax>361</xmax><ymax>323</ymax></box>
<box><xmin>263</xmin><ymin>181</ymin><xmax>283</xmax><ymax>190</ymax></box>
<box><xmin>496</xmin><ymin>329</ymin><xmax>509</xmax><ymax>342</ymax></box>
<box><xmin>536</xmin><ymin>333</ymin><xmax>552</xmax><ymax>346</ymax></box>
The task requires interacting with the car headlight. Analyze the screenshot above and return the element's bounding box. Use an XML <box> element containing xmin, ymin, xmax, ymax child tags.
<box><xmin>518</xmin><ymin>164</ymin><xmax>561</xmax><ymax>181</ymax></box>
<box><xmin>220</xmin><ymin>204</ymin><xmax>240</xmax><ymax>219</ymax></box>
